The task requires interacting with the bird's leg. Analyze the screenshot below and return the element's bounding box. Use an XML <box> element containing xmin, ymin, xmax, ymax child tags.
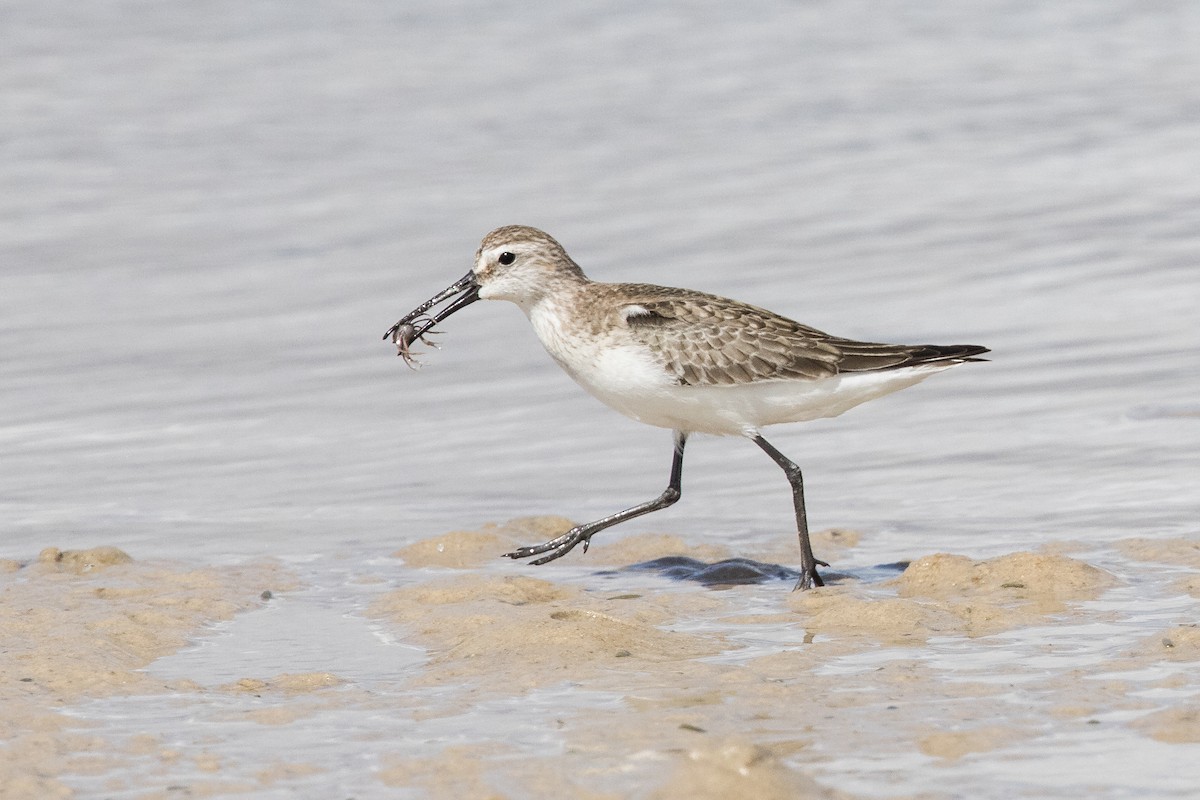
<box><xmin>505</xmin><ymin>431</ymin><xmax>687</xmax><ymax>565</ymax></box>
<box><xmin>751</xmin><ymin>434</ymin><xmax>827</xmax><ymax>590</ymax></box>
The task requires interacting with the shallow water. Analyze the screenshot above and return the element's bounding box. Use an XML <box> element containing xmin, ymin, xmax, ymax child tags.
<box><xmin>3</xmin><ymin>0</ymin><xmax>1199</xmax><ymax>797</ymax></box>
<box><xmin>37</xmin><ymin>534</ymin><xmax>1200</xmax><ymax>799</ymax></box>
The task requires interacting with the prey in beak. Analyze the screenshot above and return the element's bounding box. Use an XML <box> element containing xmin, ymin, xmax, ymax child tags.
<box><xmin>382</xmin><ymin>271</ymin><xmax>480</xmax><ymax>368</ymax></box>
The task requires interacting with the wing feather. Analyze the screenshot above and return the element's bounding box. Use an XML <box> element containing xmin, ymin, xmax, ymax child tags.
<box><xmin>592</xmin><ymin>283</ymin><xmax>988</xmax><ymax>387</ymax></box>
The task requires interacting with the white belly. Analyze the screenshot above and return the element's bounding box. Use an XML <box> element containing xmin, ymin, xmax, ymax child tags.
<box><xmin>579</xmin><ymin>362</ymin><xmax>951</xmax><ymax>435</ymax></box>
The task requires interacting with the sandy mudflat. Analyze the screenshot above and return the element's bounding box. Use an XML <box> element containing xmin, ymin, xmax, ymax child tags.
<box><xmin>3</xmin><ymin>519</ymin><xmax>1200</xmax><ymax>798</ymax></box>
<box><xmin>0</xmin><ymin>548</ymin><xmax>294</xmax><ymax>798</ymax></box>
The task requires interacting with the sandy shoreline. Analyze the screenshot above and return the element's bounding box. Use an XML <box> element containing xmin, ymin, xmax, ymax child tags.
<box><xmin>3</xmin><ymin>518</ymin><xmax>1199</xmax><ymax>798</ymax></box>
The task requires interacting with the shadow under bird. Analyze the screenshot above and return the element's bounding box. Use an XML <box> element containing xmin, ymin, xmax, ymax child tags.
<box><xmin>384</xmin><ymin>226</ymin><xmax>988</xmax><ymax>589</ymax></box>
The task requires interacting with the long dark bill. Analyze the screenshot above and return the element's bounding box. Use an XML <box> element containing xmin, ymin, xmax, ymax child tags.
<box><xmin>381</xmin><ymin>271</ymin><xmax>480</xmax><ymax>342</ymax></box>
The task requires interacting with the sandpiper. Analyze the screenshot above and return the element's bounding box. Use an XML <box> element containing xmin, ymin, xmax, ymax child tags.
<box><xmin>384</xmin><ymin>226</ymin><xmax>988</xmax><ymax>589</ymax></box>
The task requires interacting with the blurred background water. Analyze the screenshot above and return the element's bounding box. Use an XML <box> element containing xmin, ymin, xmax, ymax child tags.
<box><xmin>2</xmin><ymin>0</ymin><xmax>1197</xmax><ymax>565</ymax></box>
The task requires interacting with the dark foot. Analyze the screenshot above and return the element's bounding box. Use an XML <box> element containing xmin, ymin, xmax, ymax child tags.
<box><xmin>792</xmin><ymin>558</ymin><xmax>830</xmax><ymax>591</ymax></box>
<box><xmin>503</xmin><ymin>526</ymin><xmax>593</xmax><ymax>566</ymax></box>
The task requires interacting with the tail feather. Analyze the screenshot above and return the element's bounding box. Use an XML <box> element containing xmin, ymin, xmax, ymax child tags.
<box><xmin>916</xmin><ymin>343</ymin><xmax>990</xmax><ymax>364</ymax></box>
<box><xmin>836</xmin><ymin>342</ymin><xmax>990</xmax><ymax>374</ymax></box>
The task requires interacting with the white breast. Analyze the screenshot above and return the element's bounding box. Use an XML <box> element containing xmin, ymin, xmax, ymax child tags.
<box><xmin>527</xmin><ymin>300</ymin><xmax>678</xmax><ymax>413</ymax></box>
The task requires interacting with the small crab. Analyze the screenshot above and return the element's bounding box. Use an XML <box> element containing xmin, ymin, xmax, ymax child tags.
<box><xmin>383</xmin><ymin>270</ymin><xmax>480</xmax><ymax>371</ymax></box>
<box><xmin>389</xmin><ymin>315</ymin><xmax>441</xmax><ymax>369</ymax></box>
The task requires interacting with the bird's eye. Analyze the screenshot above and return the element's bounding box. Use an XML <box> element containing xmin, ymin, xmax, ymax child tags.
<box><xmin>498</xmin><ymin>251</ymin><xmax>516</xmax><ymax>266</ymax></box>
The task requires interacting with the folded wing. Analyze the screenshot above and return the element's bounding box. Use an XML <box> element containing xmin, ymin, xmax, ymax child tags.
<box><xmin>611</xmin><ymin>284</ymin><xmax>988</xmax><ymax>387</ymax></box>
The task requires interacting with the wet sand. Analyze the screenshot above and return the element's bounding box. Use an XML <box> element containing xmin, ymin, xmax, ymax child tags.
<box><xmin>3</xmin><ymin>518</ymin><xmax>1199</xmax><ymax>798</ymax></box>
<box><xmin>0</xmin><ymin>548</ymin><xmax>293</xmax><ymax>798</ymax></box>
